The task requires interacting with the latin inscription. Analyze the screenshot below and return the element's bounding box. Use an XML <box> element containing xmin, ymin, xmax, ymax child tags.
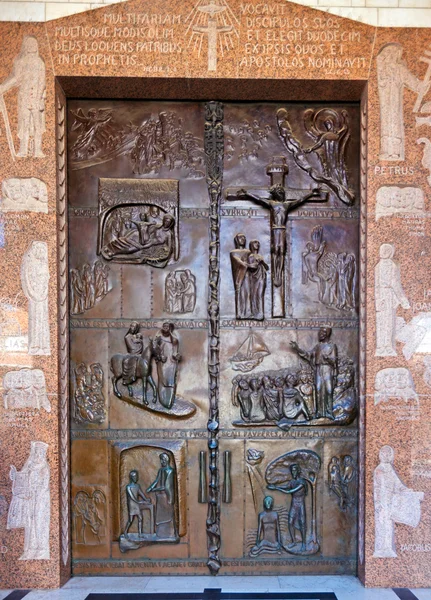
<box><xmin>53</xmin><ymin>7</ymin><xmax>368</xmax><ymax>76</ymax></box>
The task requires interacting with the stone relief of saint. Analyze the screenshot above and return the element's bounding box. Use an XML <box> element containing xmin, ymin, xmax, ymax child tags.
<box><xmin>20</xmin><ymin>241</ymin><xmax>51</xmax><ymax>356</ymax></box>
<box><xmin>374</xmin><ymin>445</ymin><xmax>424</xmax><ymax>558</ymax></box>
<box><xmin>375</xmin><ymin>243</ymin><xmax>410</xmax><ymax>357</ymax></box>
<box><xmin>0</xmin><ymin>36</ymin><xmax>46</xmax><ymax>158</ymax></box>
<box><xmin>377</xmin><ymin>43</ymin><xmax>429</xmax><ymax>161</ymax></box>
<box><xmin>7</xmin><ymin>441</ymin><xmax>50</xmax><ymax>560</ymax></box>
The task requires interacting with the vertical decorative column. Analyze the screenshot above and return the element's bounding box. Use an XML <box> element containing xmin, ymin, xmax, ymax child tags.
<box><xmin>204</xmin><ymin>101</ymin><xmax>224</xmax><ymax>575</ymax></box>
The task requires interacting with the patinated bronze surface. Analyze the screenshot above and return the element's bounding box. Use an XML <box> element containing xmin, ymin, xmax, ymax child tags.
<box><xmin>68</xmin><ymin>100</ymin><xmax>359</xmax><ymax>576</ymax></box>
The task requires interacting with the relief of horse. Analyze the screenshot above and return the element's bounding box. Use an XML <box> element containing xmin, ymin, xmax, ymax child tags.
<box><xmin>110</xmin><ymin>338</ymin><xmax>158</xmax><ymax>405</ymax></box>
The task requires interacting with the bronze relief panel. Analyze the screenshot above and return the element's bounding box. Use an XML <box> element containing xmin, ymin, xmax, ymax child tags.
<box><xmin>68</xmin><ymin>99</ymin><xmax>359</xmax><ymax>576</ymax></box>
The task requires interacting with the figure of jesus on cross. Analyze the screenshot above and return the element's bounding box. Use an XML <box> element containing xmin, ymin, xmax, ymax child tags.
<box><xmin>226</xmin><ymin>156</ymin><xmax>328</xmax><ymax>318</ymax></box>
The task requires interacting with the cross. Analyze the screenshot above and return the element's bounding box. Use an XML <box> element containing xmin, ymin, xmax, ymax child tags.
<box><xmin>225</xmin><ymin>156</ymin><xmax>328</xmax><ymax>318</ymax></box>
<box><xmin>193</xmin><ymin>0</ymin><xmax>233</xmax><ymax>71</ymax></box>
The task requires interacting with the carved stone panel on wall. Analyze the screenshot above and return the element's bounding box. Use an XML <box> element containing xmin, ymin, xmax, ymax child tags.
<box><xmin>3</xmin><ymin>368</ymin><xmax>50</xmax><ymax>412</ymax></box>
<box><xmin>98</xmin><ymin>178</ymin><xmax>179</xmax><ymax>267</ymax></box>
<box><xmin>375</xmin><ymin>186</ymin><xmax>425</xmax><ymax>220</ymax></box>
<box><xmin>1</xmin><ymin>178</ymin><xmax>48</xmax><ymax>213</ymax></box>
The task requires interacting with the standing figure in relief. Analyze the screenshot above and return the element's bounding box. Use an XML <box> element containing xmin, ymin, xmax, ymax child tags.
<box><xmin>7</xmin><ymin>441</ymin><xmax>50</xmax><ymax>560</ymax></box>
<box><xmin>247</xmin><ymin>240</ymin><xmax>269</xmax><ymax>321</ymax></box>
<box><xmin>147</xmin><ymin>453</ymin><xmax>177</xmax><ymax>540</ymax></box>
<box><xmin>374</xmin><ymin>445</ymin><xmax>424</xmax><ymax>558</ymax></box>
<box><xmin>20</xmin><ymin>241</ymin><xmax>50</xmax><ymax>355</ymax></box>
<box><xmin>375</xmin><ymin>243</ymin><xmax>410</xmax><ymax>357</ymax></box>
<box><xmin>230</xmin><ymin>233</ymin><xmax>251</xmax><ymax>320</ymax></box>
<box><xmin>290</xmin><ymin>328</ymin><xmax>338</xmax><ymax>420</ymax></box>
<box><xmin>0</xmin><ymin>36</ymin><xmax>46</xmax><ymax>158</ymax></box>
<box><xmin>154</xmin><ymin>322</ymin><xmax>181</xmax><ymax>409</ymax></box>
<box><xmin>377</xmin><ymin>43</ymin><xmax>428</xmax><ymax>161</ymax></box>
<box><xmin>124</xmin><ymin>470</ymin><xmax>151</xmax><ymax>537</ymax></box>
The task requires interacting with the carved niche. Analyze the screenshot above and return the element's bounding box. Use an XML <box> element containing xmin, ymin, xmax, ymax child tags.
<box><xmin>117</xmin><ymin>442</ymin><xmax>186</xmax><ymax>552</ymax></box>
<box><xmin>98</xmin><ymin>178</ymin><xmax>180</xmax><ymax>267</ymax></box>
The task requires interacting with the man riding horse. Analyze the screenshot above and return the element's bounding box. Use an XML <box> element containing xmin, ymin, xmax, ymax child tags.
<box><xmin>122</xmin><ymin>321</ymin><xmax>144</xmax><ymax>386</ymax></box>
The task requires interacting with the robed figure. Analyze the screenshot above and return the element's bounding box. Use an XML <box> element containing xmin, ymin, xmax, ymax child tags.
<box><xmin>0</xmin><ymin>36</ymin><xmax>46</xmax><ymax>158</ymax></box>
<box><xmin>290</xmin><ymin>327</ymin><xmax>337</xmax><ymax>420</ymax></box>
<box><xmin>374</xmin><ymin>445</ymin><xmax>424</xmax><ymax>558</ymax></box>
<box><xmin>147</xmin><ymin>453</ymin><xmax>178</xmax><ymax>540</ymax></box>
<box><xmin>20</xmin><ymin>241</ymin><xmax>51</xmax><ymax>355</ymax></box>
<box><xmin>375</xmin><ymin>244</ymin><xmax>410</xmax><ymax>357</ymax></box>
<box><xmin>230</xmin><ymin>233</ymin><xmax>251</xmax><ymax>319</ymax></box>
<box><xmin>154</xmin><ymin>322</ymin><xmax>181</xmax><ymax>409</ymax></box>
<box><xmin>7</xmin><ymin>441</ymin><xmax>50</xmax><ymax>560</ymax></box>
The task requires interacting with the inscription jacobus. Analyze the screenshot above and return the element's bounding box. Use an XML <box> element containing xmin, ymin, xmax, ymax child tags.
<box><xmin>3</xmin><ymin>368</ymin><xmax>50</xmax><ymax>412</ymax></box>
<box><xmin>0</xmin><ymin>36</ymin><xmax>46</xmax><ymax>159</ymax></box>
<box><xmin>70</xmin><ymin>108</ymin><xmax>204</xmax><ymax>177</ymax></box>
<box><xmin>164</xmin><ymin>270</ymin><xmax>196</xmax><ymax>314</ymax></box>
<box><xmin>232</xmin><ymin>328</ymin><xmax>356</xmax><ymax>428</ymax></box>
<box><xmin>375</xmin><ymin>243</ymin><xmax>410</xmax><ymax>357</ymax></box>
<box><xmin>375</xmin><ymin>187</ymin><xmax>425</xmax><ymax>220</ymax></box>
<box><xmin>374</xmin><ymin>446</ymin><xmax>424</xmax><ymax>558</ymax></box>
<box><xmin>70</xmin><ymin>261</ymin><xmax>110</xmax><ymax>315</ymax></box>
<box><xmin>328</xmin><ymin>455</ymin><xmax>357</xmax><ymax>511</ymax></box>
<box><xmin>185</xmin><ymin>0</ymin><xmax>239</xmax><ymax>72</ymax></box>
<box><xmin>302</xmin><ymin>225</ymin><xmax>356</xmax><ymax>312</ymax></box>
<box><xmin>73</xmin><ymin>363</ymin><xmax>106</xmax><ymax>425</ymax></box>
<box><xmin>377</xmin><ymin>43</ymin><xmax>430</xmax><ymax>161</ymax></box>
<box><xmin>1</xmin><ymin>179</ymin><xmax>48</xmax><ymax>213</ymax></box>
<box><xmin>98</xmin><ymin>178</ymin><xmax>179</xmax><ymax>267</ymax></box>
<box><xmin>111</xmin><ymin>321</ymin><xmax>196</xmax><ymax>418</ymax></box>
<box><xmin>73</xmin><ymin>490</ymin><xmax>106</xmax><ymax>545</ymax></box>
<box><xmin>20</xmin><ymin>241</ymin><xmax>51</xmax><ymax>356</ymax></box>
<box><xmin>7</xmin><ymin>441</ymin><xmax>50</xmax><ymax>560</ymax></box>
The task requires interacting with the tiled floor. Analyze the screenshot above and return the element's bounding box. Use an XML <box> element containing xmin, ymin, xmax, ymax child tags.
<box><xmin>0</xmin><ymin>577</ymin><xmax>430</xmax><ymax>600</ymax></box>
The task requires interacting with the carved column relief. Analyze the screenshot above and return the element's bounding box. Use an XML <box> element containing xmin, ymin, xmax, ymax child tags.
<box><xmin>204</xmin><ymin>100</ymin><xmax>223</xmax><ymax>575</ymax></box>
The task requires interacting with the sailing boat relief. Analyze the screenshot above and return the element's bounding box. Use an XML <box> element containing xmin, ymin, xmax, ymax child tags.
<box><xmin>230</xmin><ymin>330</ymin><xmax>270</xmax><ymax>373</ymax></box>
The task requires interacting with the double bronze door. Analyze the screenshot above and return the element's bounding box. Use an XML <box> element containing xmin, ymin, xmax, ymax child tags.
<box><xmin>68</xmin><ymin>99</ymin><xmax>359</xmax><ymax>576</ymax></box>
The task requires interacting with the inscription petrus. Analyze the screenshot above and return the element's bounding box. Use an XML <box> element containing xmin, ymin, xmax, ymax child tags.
<box><xmin>53</xmin><ymin>3</ymin><xmax>367</xmax><ymax>75</ymax></box>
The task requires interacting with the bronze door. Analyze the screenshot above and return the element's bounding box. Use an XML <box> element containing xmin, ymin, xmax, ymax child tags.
<box><xmin>68</xmin><ymin>99</ymin><xmax>359</xmax><ymax>576</ymax></box>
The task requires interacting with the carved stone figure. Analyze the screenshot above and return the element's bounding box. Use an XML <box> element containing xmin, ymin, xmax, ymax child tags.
<box><xmin>375</xmin><ymin>186</ymin><xmax>425</xmax><ymax>220</ymax></box>
<box><xmin>417</xmin><ymin>137</ymin><xmax>431</xmax><ymax>186</ymax></box>
<box><xmin>374</xmin><ymin>445</ymin><xmax>424</xmax><ymax>558</ymax></box>
<box><xmin>375</xmin><ymin>243</ymin><xmax>410</xmax><ymax>357</ymax></box>
<box><xmin>165</xmin><ymin>270</ymin><xmax>196</xmax><ymax>314</ymax></box>
<box><xmin>290</xmin><ymin>328</ymin><xmax>338</xmax><ymax>420</ymax></box>
<box><xmin>304</xmin><ymin>108</ymin><xmax>351</xmax><ymax>191</ymax></box>
<box><xmin>110</xmin><ymin>321</ymin><xmax>196</xmax><ymax>418</ymax></box>
<box><xmin>227</xmin><ymin>157</ymin><xmax>326</xmax><ymax>317</ymax></box>
<box><xmin>249</xmin><ymin>496</ymin><xmax>282</xmax><ymax>557</ymax></box>
<box><xmin>124</xmin><ymin>470</ymin><xmax>152</xmax><ymax>537</ymax></box>
<box><xmin>98</xmin><ymin>179</ymin><xmax>179</xmax><ymax>267</ymax></box>
<box><xmin>0</xmin><ymin>36</ymin><xmax>46</xmax><ymax>158</ymax></box>
<box><xmin>3</xmin><ymin>368</ymin><xmax>50</xmax><ymax>412</ymax></box>
<box><xmin>302</xmin><ymin>226</ymin><xmax>356</xmax><ymax>311</ymax></box>
<box><xmin>73</xmin><ymin>362</ymin><xmax>106</xmax><ymax>425</ymax></box>
<box><xmin>147</xmin><ymin>453</ymin><xmax>178</xmax><ymax>540</ymax></box>
<box><xmin>20</xmin><ymin>241</ymin><xmax>50</xmax><ymax>356</ymax></box>
<box><xmin>377</xmin><ymin>44</ymin><xmax>429</xmax><ymax>161</ymax></box>
<box><xmin>229</xmin><ymin>330</ymin><xmax>270</xmax><ymax>372</ymax></box>
<box><xmin>70</xmin><ymin>261</ymin><xmax>110</xmax><ymax>315</ymax></box>
<box><xmin>276</xmin><ymin>109</ymin><xmax>354</xmax><ymax>205</ymax></box>
<box><xmin>374</xmin><ymin>368</ymin><xmax>418</xmax><ymax>405</ymax></box>
<box><xmin>7</xmin><ymin>441</ymin><xmax>50</xmax><ymax>560</ymax></box>
<box><xmin>266</xmin><ymin>450</ymin><xmax>321</xmax><ymax>556</ymax></box>
<box><xmin>1</xmin><ymin>178</ymin><xmax>48</xmax><ymax>213</ymax></box>
<box><xmin>328</xmin><ymin>455</ymin><xmax>357</xmax><ymax>510</ymax></box>
<box><xmin>73</xmin><ymin>490</ymin><xmax>106</xmax><ymax>545</ymax></box>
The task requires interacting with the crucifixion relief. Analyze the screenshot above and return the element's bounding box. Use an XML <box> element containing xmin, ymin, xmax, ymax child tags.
<box><xmin>226</xmin><ymin>156</ymin><xmax>328</xmax><ymax>318</ymax></box>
